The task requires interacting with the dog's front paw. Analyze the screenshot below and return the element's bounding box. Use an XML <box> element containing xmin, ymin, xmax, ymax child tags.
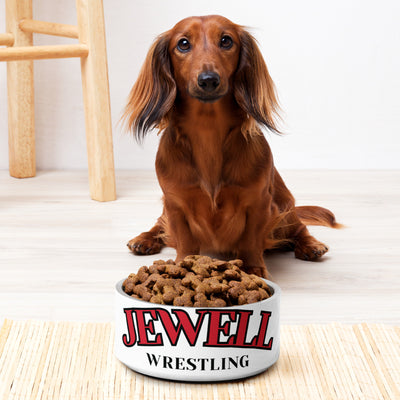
<box><xmin>294</xmin><ymin>236</ymin><xmax>328</xmax><ymax>261</ymax></box>
<box><xmin>127</xmin><ymin>235</ymin><xmax>162</xmax><ymax>255</ymax></box>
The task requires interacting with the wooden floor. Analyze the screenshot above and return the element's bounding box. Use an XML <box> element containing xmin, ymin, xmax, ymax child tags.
<box><xmin>1</xmin><ymin>170</ymin><xmax>399</xmax><ymax>325</ymax></box>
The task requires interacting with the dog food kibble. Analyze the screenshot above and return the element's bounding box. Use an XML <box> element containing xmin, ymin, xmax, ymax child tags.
<box><xmin>122</xmin><ymin>255</ymin><xmax>272</xmax><ymax>306</ymax></box>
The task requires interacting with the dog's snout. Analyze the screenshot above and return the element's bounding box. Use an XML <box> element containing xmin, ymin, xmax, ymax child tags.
<box><xmin>197</xmin><ymin>72</ymin><xmax>220</xmax><ymax>92</ymax></box>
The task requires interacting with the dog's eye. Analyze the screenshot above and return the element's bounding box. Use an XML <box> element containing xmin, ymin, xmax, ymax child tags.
<box><xmin>177</xmin><ymin>38</ymin><xmax>191</xmax><ymax>52</ymax></box>
<box><xmin>220</xmin><ymin>35</ymin><xmax>233</xmax><ymax>49</ymax></box>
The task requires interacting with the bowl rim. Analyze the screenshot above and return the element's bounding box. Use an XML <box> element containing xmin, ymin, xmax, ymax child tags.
<box><xmin>115</xmin><ymin>277</ymin><xmax>281</xmax><ymax>309</ymax></box>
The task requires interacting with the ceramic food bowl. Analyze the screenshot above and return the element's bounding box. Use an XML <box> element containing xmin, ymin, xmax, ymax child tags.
<box><xmin>115</xmin><ymin>278</ymin><xmax>281</xmax><ymax>382</ymax></box>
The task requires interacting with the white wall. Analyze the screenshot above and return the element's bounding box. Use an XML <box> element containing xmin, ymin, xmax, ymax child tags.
<box><xmin>1</xmin><ymin>0</ymin><xmax>399</xmax><ymax>170</ymax></box>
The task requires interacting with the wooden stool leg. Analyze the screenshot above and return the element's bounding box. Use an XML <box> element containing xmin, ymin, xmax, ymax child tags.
<box><xmin>6</xmin><ymin>0</ymin><xmax>35</xmax><ymax>178</ymax></box>
<box><xmin>76</xmin><ymin>0</ymin><xmax>116</xmax><ymax>201</ymax></box>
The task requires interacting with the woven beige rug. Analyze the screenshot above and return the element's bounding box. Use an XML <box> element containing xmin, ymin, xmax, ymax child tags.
<box><xmin>0</xmin><ymin>320</ymin><xmax>399</xmax><ymax>400</ymax></box>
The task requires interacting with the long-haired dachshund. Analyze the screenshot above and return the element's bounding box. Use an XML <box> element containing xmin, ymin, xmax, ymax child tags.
<box><xmin>124</xmin><ymin>15</ymin><xmax>340</xmax><ymax>277</ymax></box>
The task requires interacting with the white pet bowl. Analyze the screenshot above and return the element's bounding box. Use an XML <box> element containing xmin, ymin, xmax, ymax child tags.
<box><xmin>115</xmin><ymin>278</ymin><xmax>280</xmax><ymax>382</ymax></box>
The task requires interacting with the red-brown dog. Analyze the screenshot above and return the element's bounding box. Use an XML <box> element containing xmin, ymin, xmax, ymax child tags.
<box><xmin>124</xmin><ymin>15</ymin><xmax>340</xmax><ymax>277</ymax></box>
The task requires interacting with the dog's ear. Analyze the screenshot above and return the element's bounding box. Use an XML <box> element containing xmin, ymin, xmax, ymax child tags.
<box><xmin>123</xmin><ymin>33</ymin><xmax>176</xmax><ymax>141</ymax></box>
<box><xmin>234</xmin><ymin>30</ymin><xmax>281</xmax><ymax>136</ymax></box>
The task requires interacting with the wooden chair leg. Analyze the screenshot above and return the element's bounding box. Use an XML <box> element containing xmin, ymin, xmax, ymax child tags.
<box><xmin>76</xmin><ymin>0</ymin><xmax>116</xmax><ymax>202</ymax></box>
<box><xmin>6</xmin><ymin>0</ymin><xmax>35</xmax><ymax>178</ymax></box>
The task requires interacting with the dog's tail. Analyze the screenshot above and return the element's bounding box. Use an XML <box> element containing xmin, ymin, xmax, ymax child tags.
<box><xmin>295</xmin><ymin>206</ymin><xmax>344</xmax><ymax>229</ymax></box>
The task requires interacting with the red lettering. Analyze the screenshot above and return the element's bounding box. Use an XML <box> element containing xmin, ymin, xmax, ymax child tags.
<box><xmin>122</xmin><ymin>308</ymin><xmax>136</xmax><ymax>347</ymax></box>
<box><xmin>255</xmin><ymin>311</ymin><xmax>273</xmax><ymax>349</ymax></box>
<box><xmin>204</xmin><ymin>310</ymin><xmax>273</xmax><ymax>350</ymax></box>
<box><xmin>157</xmin><ymin>309</ymin><xmax>207</xmax><ymax>346</ymax></box>
<box><xmin>234</xmin><ymin>310</ymin><xmax>256</xmax><ymax>346</ymax></box>
<box><xmin>122</xmin><ymin>308</ymin><xmax>274</xmax><ymax>350</ymax></box>
<box><xmin>204</xmin><ymin>311</ymin><xmax>236</xmax><ymax>346</ymax></box>
<box><xmin>135</xmin><ymin>309</ymin><xmax>163</xmax><ymax>345</ymax></box>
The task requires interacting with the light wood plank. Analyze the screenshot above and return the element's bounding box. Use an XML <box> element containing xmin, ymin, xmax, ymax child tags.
<box><xmin>18</xmin><ymin>19</ymin><xmax>79</xmax><ymax>39</ymax></box>
<box><xmin>0</xmin><ymin>33</ymin><xmax>14</xmax><ymax>46</ymax></box>
<box><xmin>6</xmin><ymin>0</ymin><xmax>35</xmax><ymax>178</ymax></box>
<box><xmin>0</xmin><ymin>44</ymin><xmax>89</xmax><ymax>61</ymax></box>
<box><xmin>76</xmin><ymin>0</ymin><xmax>116</xmax><ymax>202</ymax></box>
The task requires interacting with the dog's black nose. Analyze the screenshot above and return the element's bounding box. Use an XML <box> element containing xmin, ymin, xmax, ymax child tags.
<box><xmin>198</xmin><ymin>72</ymin><xmax>220</xmax><ymax>92</ymax></box>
